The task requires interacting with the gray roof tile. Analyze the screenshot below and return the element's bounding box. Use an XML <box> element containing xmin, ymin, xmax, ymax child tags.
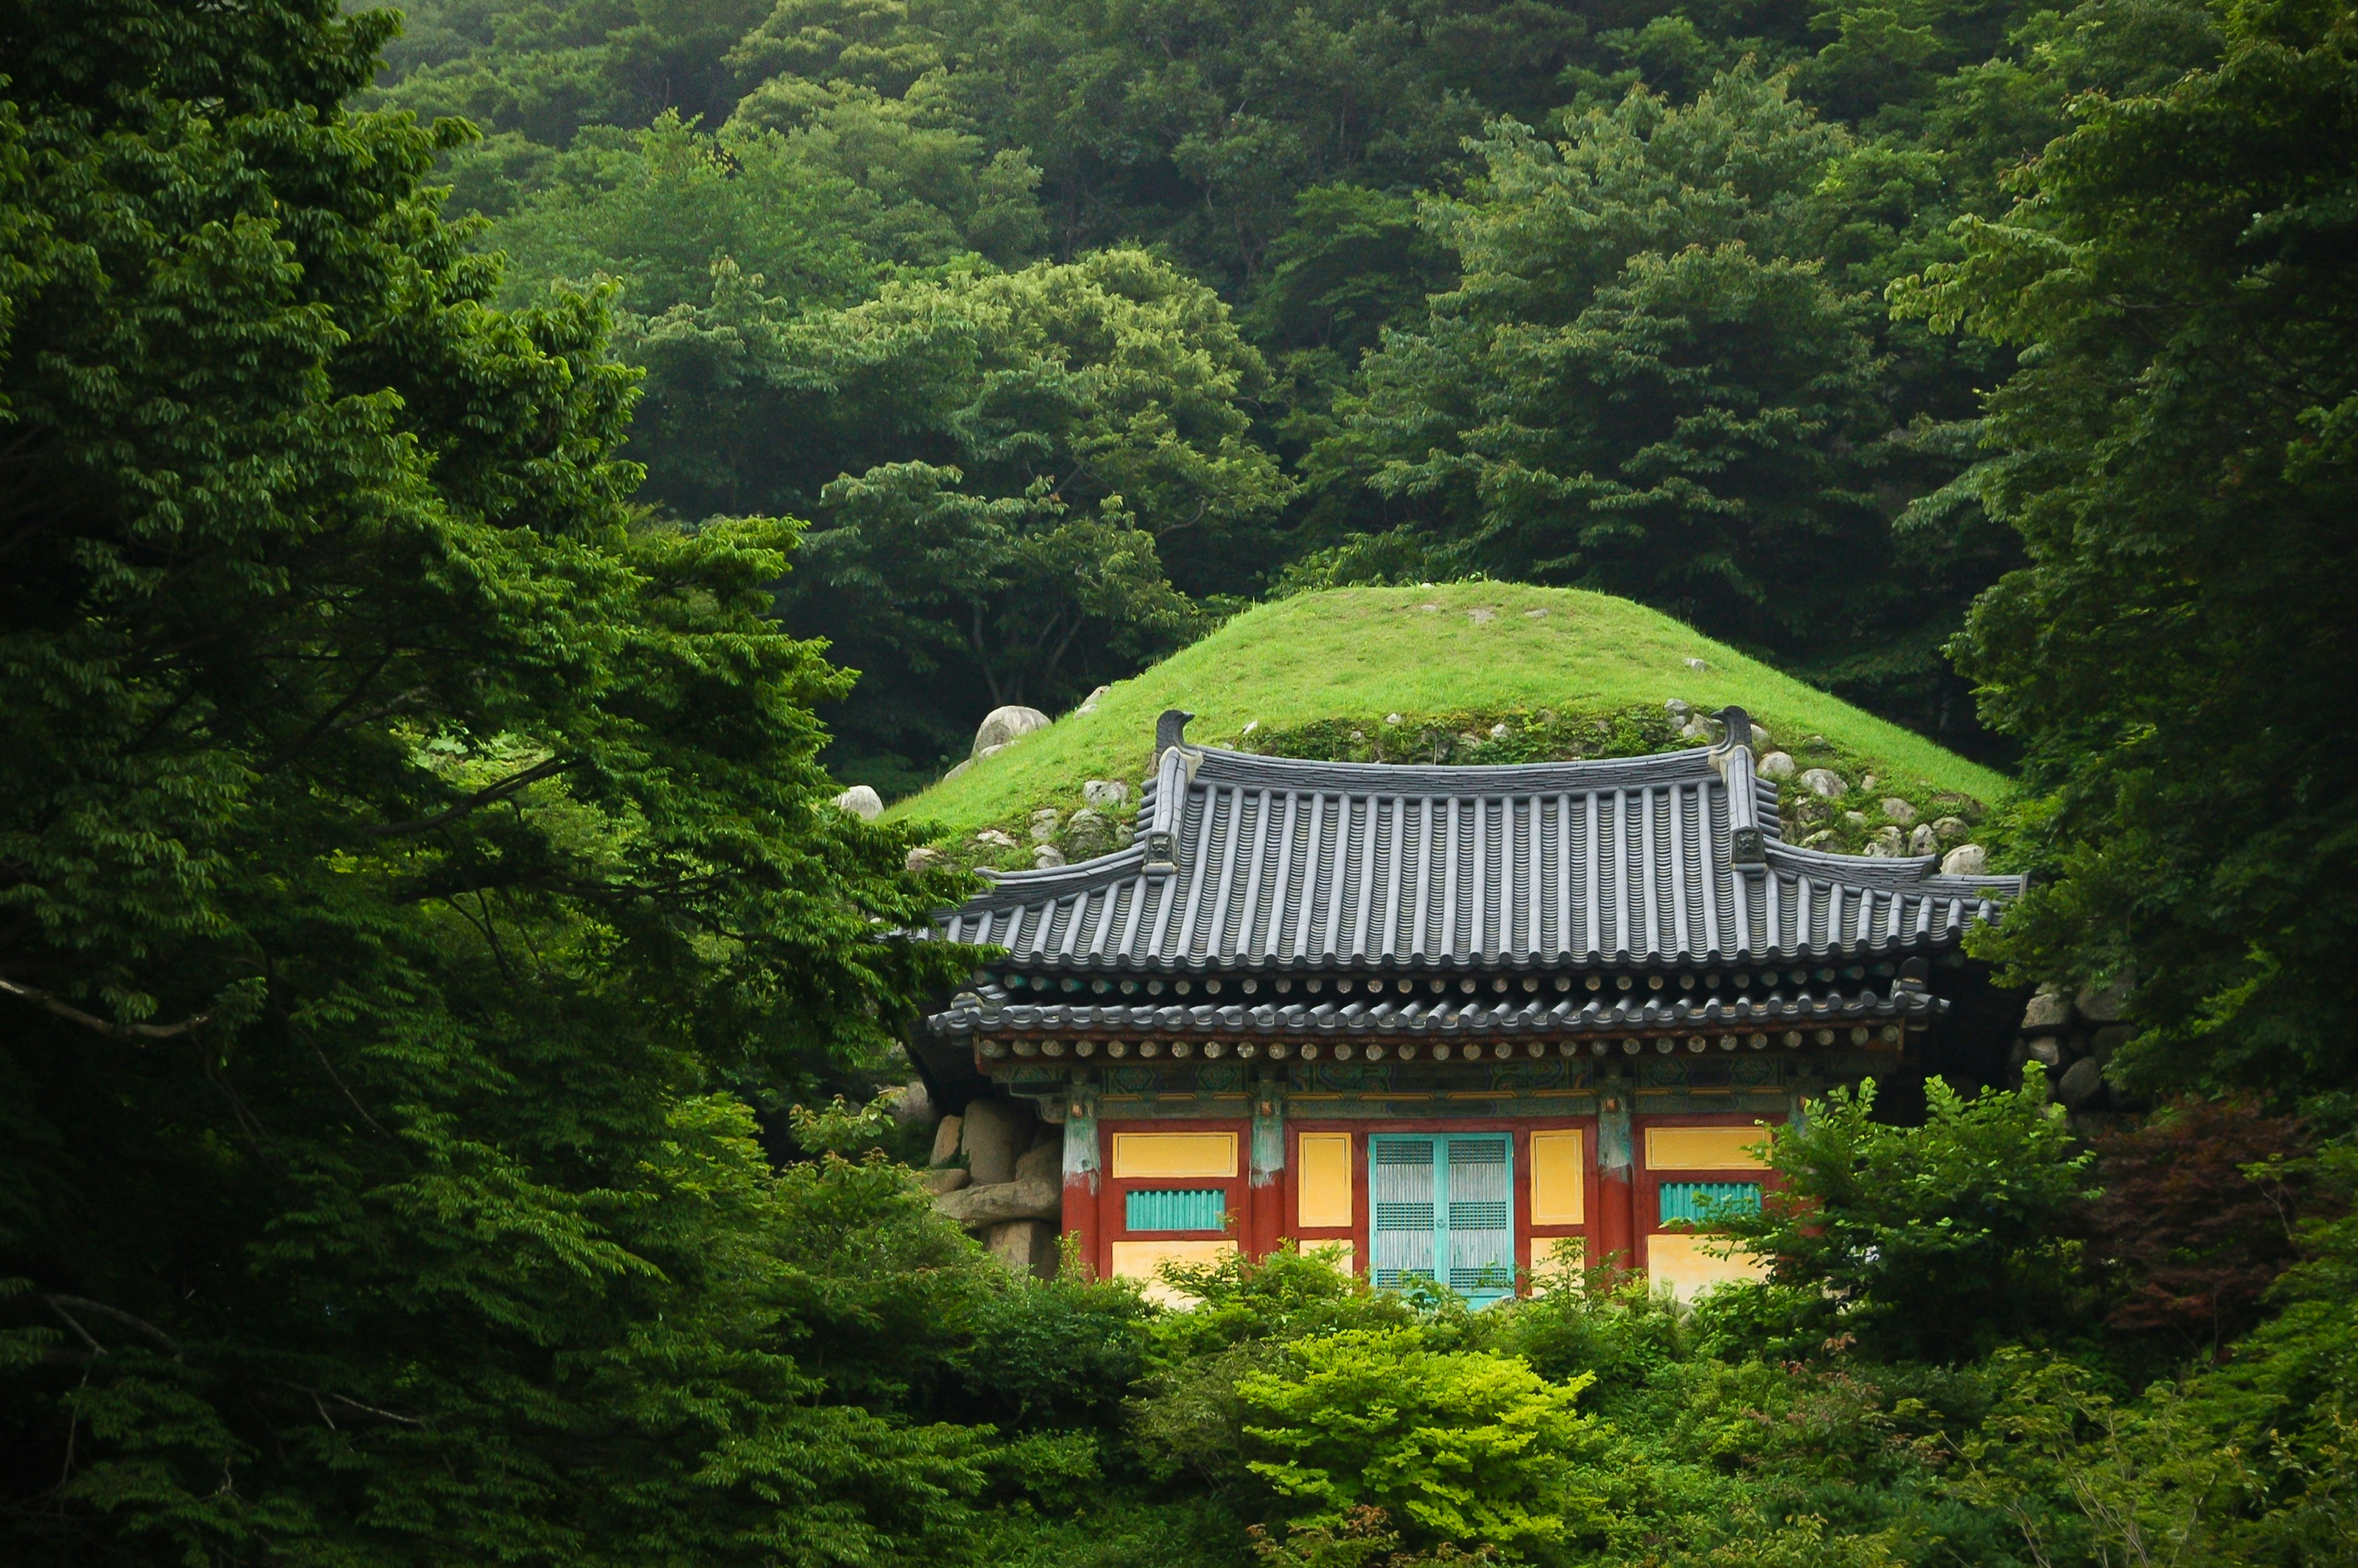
<box><xmin>933</xmin><ymin>719</ymin><xmax>2017</xmax><ymax>977</ymax></box>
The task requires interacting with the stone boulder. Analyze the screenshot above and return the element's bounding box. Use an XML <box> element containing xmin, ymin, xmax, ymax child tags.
<box><xmin>831</xmin><ymin>785</ymin><xmax>884</xmax><ymax>820</ymax></box>
<box><xmin>1866</xmin><ymin>826</ymin><xmax>1905</xmax><ymax>857</ymax></box>
<box><xmin>890</xmin><ymin>1079</ymin><xmax>933</xmax><ymax>1127</ymax></box>
<box><xmin>2089</xmin><ymin>1025</ymin><xmax>2132</xmax><ymax>1065</ymax></box>
<box><xmin>2023</xmin><ymin>990</ymin><xmax>2072</xmax><ymax>1031</ymax></box>
<box><xmin>1082</xmin><ymin>778</ymin><xmax>1129</xmax><ymax>810</ymax></box>
<box><xmin>1880</xmin><ymin>797</ymin><xmax>1918</xmax><ymax>825</ymax></box>
<box><xmin>1075</xmin><ymin>685</ymin><xmax>1111</xmax><ymax>715</ymax></box>
<box><xmin>2026</xmin><ymin>1036</ymin><xmax>2063</xmax><ymax>1068</ymax></box>
<box><xmin>928</xmin><ymin>1114</ymin><xmax>963</xmax><ymax>1167</ymax></box>
<box><xmin>1029</xmin><ymin>808</ymin><xmax>1062</xmax><ymax>841</ymax></box>
<box><xmin>905</xmin><ymin>845</ymin><xmax>944</xmax><ymax>874</ymax></box>
<box><xmin>1757</xmin><ymin>751</ymin><xmax>1796</xmax><ymax>779</ymax></box>
<box><xmin>920</xmin><ymin>1168</ymin><xmax>970</xmax><ymax>1196</ymax></box>
<box><xmin>1932</xmin><ymin>815</ymin><xmax>1969</xmax><ymax>844</ymax></box>
<box><xmin>973</xmin><ymin>705</ymin><xmax>1052</xmax><ymax>756</ymax></box>
<box><xmin>2055</xmin><ymin>1057</ymin><xmax>2108</xmax><ymax>1110</ymax></box>
<box><xmin>986</xmin><ymin>1218</ymin><xmax>1059</xmax><ymax>1279</ymax></box>
<box><xmin>1909</xmin><ymin>823</ymin><xmax>1938</xmax><ymax>855</ymax></box>
<box><xmin>973</xmin><ymin>828</ymin><xmax>1016</xmax><ymax>849</ymax></box>
<box><xmin>935</xmin><ymin>1177</ymin><xmax>1062</xmax><ymax>1227</ymax></box>
<box><xmin>1800</xmin><ymin>767</ymin><xmax>1846</xmax><ymax>799</ymax></box>
<box><xmin>1014</xmin><ymin>1139</ymin><xmax>1060</xmax><ymax>1184</ymax></box>
<box><xmin>960</xmin><ymin>1097</ymin><xmax>1033</xmax><ymax>1185</ymax></box>
<box><xmin>1063</xmin><ymin>807</ymin><xmax>1113</xmax><ymax>857</ymax></box>
<box><xmin>1033</xmin><ymin>844</ymin><xmax>1067</xmax><ymax>869</ymax></box>
<box><xmin>1941</xmin><ymin>844</ymin><xmax>1988</xmax><ymax>875</ymax></box>
<box><xmin>2076</xmin><ymin>978</ymin><xmax>2131</xmax><ymax>1025</ymax></box>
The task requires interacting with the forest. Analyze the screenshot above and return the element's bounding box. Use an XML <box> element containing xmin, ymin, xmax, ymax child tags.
<box><xmin>1</xmin><ymin>0</ymin><xmax>2354</xmax><ymax>1563</ymax></box>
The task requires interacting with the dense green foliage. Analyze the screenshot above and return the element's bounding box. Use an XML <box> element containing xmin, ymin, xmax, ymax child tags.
<box><xmin>1720</xmin><ymin>1074</ymin><xmax>2096</xmax><ymax>1360</ymax></box>
<box><xmin>9</xmin><ymin>0</ymin><xmax>2358</xmax><ymax>1562</ymax></box>
<box><xmin>0</xmin><ymin>0</ymin><xmax>1005</xmax><ymax>1558</ymax></box>
<box><xmin>1901</xmin><ymin>0</ymin><xmax>2358</xmax><ymax>1096</ymax></box>
<box><xmin>363</xmin><ymin>0</ymin><xmax>2222</xmax><ymax>777</ymax></box>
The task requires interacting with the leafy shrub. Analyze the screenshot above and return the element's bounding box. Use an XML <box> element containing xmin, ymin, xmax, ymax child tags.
<box><xmin>1719</xmin><ymin>1073</ymin><xmax>2100</xmax><ymax>1360</ymax></box>
<box><xmin>1249</xmin><ymin>1505</ymin><xmax>1499</xmax><ymax>1567</ymax></box>
<box><xmin>1471</xmin><ymin>1270</ymin><xmax>1693</xmax><ymax>1413</ymax></box>
<box><xmin>2089</xmin><ymin>1095</ymin><xmax>2316</xmax><ymax>1360</ymax></box>
<box><xmin>947</xmin><ymin>1270</ymin><xmax>1158</xmax><ymax>1432</ymax></box>
<box><xmin>1151</xmin><ymin>1245</ymin><xmax>1445</xmax><ymax>1364</ymax></box>
<box><xmin>1236</xmin><ymin>1328</ymin><xmax>1603</xmax><ymax>1559</ymax></box>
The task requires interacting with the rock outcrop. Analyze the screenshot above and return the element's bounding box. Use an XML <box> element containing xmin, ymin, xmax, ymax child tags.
<box><xmin>959</xmin><ymin>1098</ymin><xmax>1033</xmax><ymax>1186</ymax></box>
<box><xmin>935</xmin><ymin>1177</ymin><xmax>1060</xmax><ymax>1227</ymax></box>
<box><xmin>973</xmin><ymin>705</ymin><xmax>1052</xmax><ymax>756</ymax></box>
<box><xmin>986</xmin><ymin>1219</ymin><xmax>1059</xmax><ymax>1278</ymax></box>
<box><xmin>831</xmin><ymin>785</ymin><xmax>884</xmax><ymax>820</ymax></box>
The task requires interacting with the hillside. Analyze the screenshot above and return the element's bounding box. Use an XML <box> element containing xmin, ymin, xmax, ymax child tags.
<box><xmin>887</xmin><ymin>585</ymin><xmax>2012</xmax><ymax>867</ymax></box>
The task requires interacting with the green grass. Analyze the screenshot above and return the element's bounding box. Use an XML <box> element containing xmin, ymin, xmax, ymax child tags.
<box><xmin>885</xmin><ymin>584</ymin><xmax>2011</xmax><ymax>842</ymax></box>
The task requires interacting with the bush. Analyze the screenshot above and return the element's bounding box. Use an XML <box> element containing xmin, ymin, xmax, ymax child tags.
<box><xmin>1720</xmin><ymin>1073</ymin><xmax>2100</xmax><ymax>1360</ymax></box>
<box><xmin>949</xmin><ymin>1270</ymin><xmax>1158</xmax><ymax>1432</ymax></box>
<box><xmin>1472</xmin><ymin>1270</ymin><xmax>1691</xmax><ymax>1410</ymax></box>
<box><xmin>1236</xmin><ymin>1328</ymin><xmax>1604</xmax><ymax>1559</ymax></box>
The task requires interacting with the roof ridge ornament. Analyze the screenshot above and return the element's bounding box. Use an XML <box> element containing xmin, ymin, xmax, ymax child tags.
<box><xmin>1711</xmin><ymin>705</ymin><xmax>1768</xmax><ymax>868</ymax></box>
<box><xmin>1154</xmin><ymin>708</ymin><xmax>1196</xmax><ymax>763</ymax></box>
<box><xmin>1143</xmin><ymin>710</ymin><xmax>1194</xmax><ymax>875</ymax></box>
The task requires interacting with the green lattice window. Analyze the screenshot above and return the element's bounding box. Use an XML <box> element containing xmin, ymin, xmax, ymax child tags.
<box><xmin>1657</xmin><ymin>1182</ymin><xmax>1762</xmax><ymax>1225</ymax></box>
<box><xmin>1125</xmin><ymin>1189</ymin><xmax>1226</xmax><ymax>1232</ymax></box>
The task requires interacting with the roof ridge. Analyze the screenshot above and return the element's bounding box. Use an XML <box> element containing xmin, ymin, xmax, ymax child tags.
<box><xmin>1183</xmin><ymin>742</ymin><xmax>1724</xmax><ymax>794</ymax></box>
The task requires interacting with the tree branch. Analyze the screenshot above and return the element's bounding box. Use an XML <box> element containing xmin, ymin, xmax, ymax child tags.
<box><xmin>362</xmin><ymin>756</ymin><xmax>571</xmax><ymax>838</ymax></box>
<box><xmin>44</xmin><ymin>1295</ymin><xmax>181</xmax><ymax>1357</ymax></box>
<box><xmin>0</xmin><ymin>978</ymin><xmax>216</xmax><ymax>1040</ymax></box>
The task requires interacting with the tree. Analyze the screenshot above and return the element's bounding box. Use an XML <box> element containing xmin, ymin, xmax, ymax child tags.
<box><xmin>747</xmin><ymin>249</ymin><xmax>1292</xmax><ymax>785</ymax></box>
<box><xmin>1896</xmin><ymin>0</ymin><xmax>2358</xmax><ymax>1093</ymax></box>
<box><xmin>0</xmin><ymin>1</ymin><xmax>986</xmax><ymax>1559</ymax></box>
<box><xmin>1331</xmin><ymin>70</ymin><xmax>1961</xmax><ymax>695</ymax></box>
<box><xmin>2088</xmin><ymin>1097</ymin><xmax>2314</xmax><ymax>1362</ymax></box>
<box><xmin>1719</xmin><ymin>1076</ymin><xmax>2098</xmax><ymax>1361</ymax></box>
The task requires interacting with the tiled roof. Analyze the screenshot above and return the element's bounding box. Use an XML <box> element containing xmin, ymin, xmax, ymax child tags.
<box><xmin>932</xmin><ymin>972</ymin><xmax>1945</xmax><ymax>1051</ymax></box>
<box><xmin>931</xmin><ymin>712</ymin><xmax>2018</xmax><ymax>982</ymax></box>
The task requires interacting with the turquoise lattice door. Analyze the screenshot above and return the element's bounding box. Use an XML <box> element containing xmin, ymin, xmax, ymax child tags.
<box><xmin>1368</xmin><ymin>1134</ymin><xmax>1516</xmax><ymax>1305</ymax></box>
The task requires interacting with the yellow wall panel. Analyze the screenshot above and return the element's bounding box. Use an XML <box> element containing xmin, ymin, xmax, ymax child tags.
<box><xmin>1296</xmin><ymin>1133</ymin><xmax>1355</xmax><ymax>1228</ymax></box>
<box><xmin>1645</xmin><ymin>1125</ymin><xmax>1771</xmax><ymax>1171</ymax></box>
<box><xmin>1644</xmin><ymin>1233</ymin><xmax>1767</xmax><ymax>1302</ymax></box>
<box><xmin>1529</xmin><ymin>1236</ymin><xmax>1586</xmax><ymax>1293</ymax></box>
<box><xmin>1302</xmin><ymin>1241</ymin><xmax>1357</xmax><ymax>1276</ymax></box>
<box><xmin>1529</xmin><ymin>1130</ymin><xmax>1586</xmax><ymax>1225</ymax></box>
<box><xmin>1108</xmin><ymin>1238</ymin><xmax>1238</xmax><ymax>1306</ymax></box>
<box><xmin>1110</xmin><ymin>1131</ymin><xmax>1238</xmax><ymax>1179</ymax></box>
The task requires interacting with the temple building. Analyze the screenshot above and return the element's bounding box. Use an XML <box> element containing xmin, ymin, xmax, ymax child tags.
<box><xmin>909</xmin><ymin>708</ymin><xmax>2022</xmax><ymax>1302</ymax></box>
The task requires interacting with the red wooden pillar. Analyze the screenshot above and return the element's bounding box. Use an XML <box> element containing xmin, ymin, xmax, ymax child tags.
<box><xmin>1248</xmin><ymin>1075</ymin><xmax>1285</xmax><ymax>1259</ymax></box>
<box><xmin>1595</xmin><ymin>1084</ymin><xmax>1636</xmax><ymax>1276</ymax></box>
<box><xmin>1060</xmin><ymin>1079</ymin><xmax>1102</xmax><ymax>1279</ymax></box>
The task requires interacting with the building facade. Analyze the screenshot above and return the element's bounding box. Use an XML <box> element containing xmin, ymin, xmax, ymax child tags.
<box><xmin>913</xmin><ymin>709</ymin><xmax>2020</xmax><ymax>1300</ymax></box>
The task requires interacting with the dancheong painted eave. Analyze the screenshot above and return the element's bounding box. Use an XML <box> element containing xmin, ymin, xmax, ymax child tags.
<box><xmin>922</xmin><ymin>708</ymin><xmax>2022</xmax><ymax>987</ymax></box>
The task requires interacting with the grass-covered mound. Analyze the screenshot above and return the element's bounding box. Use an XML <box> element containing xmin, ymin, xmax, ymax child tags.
<box><xmin>887</xmin><ymin>584</ymin><xmax>2012</xmax><ymax>871</ymax></box>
